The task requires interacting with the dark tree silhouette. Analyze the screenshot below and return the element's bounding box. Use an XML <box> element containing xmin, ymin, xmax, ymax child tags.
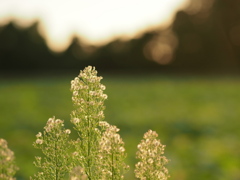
<box><xmin>170</xmin><ymin>0</ymin><xmax>240</xmax><ymax>73</ymax></box>
<box><xmin>0</xmin><ymin>22</ymin><xmax>52</xmax><ymax>71</ymax></box>
<box><xmin>2</xmin><ymin>0</ymin><xmax>240</xmax><ymax>75</ymax></box>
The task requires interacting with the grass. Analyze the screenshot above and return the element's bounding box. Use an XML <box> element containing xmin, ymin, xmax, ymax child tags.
<box><xmin>0</xmin><ymin>74</ymin><xmax>240</xmax><ymax>179</ymax></box>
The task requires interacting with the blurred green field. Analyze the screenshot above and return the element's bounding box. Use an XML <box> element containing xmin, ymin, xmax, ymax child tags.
<box><xmin>0</xmin><ymin>74</ymin><xmax>240</xmax><ymax>180</ymax></box>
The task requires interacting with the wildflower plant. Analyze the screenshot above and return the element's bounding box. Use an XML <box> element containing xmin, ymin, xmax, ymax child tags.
<box><xmin>28</xmin><ymin>65</ymin><xmax>169</xmax><ymax>180</ymax></box>
<box><xmin>0</xmin><ymin>138</ymin><xmax>19</xmax><ymax>180</ymax></box>
<box><xmin>70</xmin><ymin>66</ymin><xmax>110</xmax><ymax>179</ymax></box>
<box><xmin>98</xmin><ymin>121</ymin><xmax>129</xmax><ymax>179</ymax></box>
<box><xmin>31</xmin><ymin>117</ymin><xmax>72</xmax><ymax>180</ymax></box>
<box><xmin>135</xmin><ymin>130</ymin><xmax>169</xmax><ymax>180</ymax></box>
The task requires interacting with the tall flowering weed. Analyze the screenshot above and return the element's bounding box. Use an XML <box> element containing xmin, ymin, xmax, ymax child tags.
<box><xmin>70</xmin><ymin>66</ymin><xmax>110</xmax><ymax>179</ymax></box>
<box><xmin>31</xmin><ymin>117</ymin><xmax>72</xmax><ymax>179</ymax></box>
<box><xmin>135</xmin><ymin>130</ymin><xmax>169</xmax><ymax>180</ymax></box>
<box><xmin>98</xmin><ymin>122</ymin><xmax>130</xmax><ymax>179</ymax></box>
<box><xmin>1</xmin><ymin>66</ymin><xmax>169</xmax><ymax>180</ymax></box>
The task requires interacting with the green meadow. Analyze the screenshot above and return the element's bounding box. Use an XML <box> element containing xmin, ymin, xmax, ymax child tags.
<box><xmin>0</xmin><ymin>74</ymin><xmax>240</xmax><ymax>180</ymax></box>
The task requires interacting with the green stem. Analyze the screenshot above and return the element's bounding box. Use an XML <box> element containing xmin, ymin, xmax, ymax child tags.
<box><xmin>112</xmin><ymin>152</ymin><xmax>114</xmax><ymax>180</ymax></box>
<box><xmin>87</xmin><ymin>91</ymin><xmax>92</xmax><ymax>180</ymax></box>
<box><xmin>55</xmin><ymin>139</ymin><xmax>58</xmax><ymax>180</ymax></box>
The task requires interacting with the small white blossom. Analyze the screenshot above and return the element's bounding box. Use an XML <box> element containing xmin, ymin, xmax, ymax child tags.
<box><xmin>36</xmin><ymin>132</ymin><xmax>42</xmax><ymax>138</ymax></box>
<box><xmin>47</xmin><ymin>118</ymin><xmax>54</xmax><ymax>124</ymax></box>
<box><xmin>101</xmin><ymin>94</ymin><xmax>108</xmax><ymax>99</ymax></box>
<box><xmin>55</xmin><ymin>119</ymin><xmax>63</xmax><ymax>124</ymax></box>
<box><xmin>36</xmin><ymin>139</ymin><xmax>43</xmax><ymax>145</ymax></box>
<box><xmin>89</xmin><ymin>91</ymin><xmax>96</xmax><ymax>96</ymax></box>
<box><xmin>119</xmin><ymin>147</ymin><xmax>125</xmax><ymax>152</ymax></box>
<box><xmin>73</xmin><ymin>91</ymin><xmax>78</xmax><ymax>96</ymax></box>
<box><xmin>99</xmin><ymin>121</ymin><xmax>110</xmax><ymax>128</ymax></box>
<box><xmin>65</xmin><ymin>129</ymin><xmax>71</xmax><ymax>134</ymax></box>
<box><xmin>100</xmin><ymin>84</ymin><xmax>106</xmax><ymax>90</ymax></box>
<box><xmin>73</xmin><ymin>118</ymin><xmax>80</xmax><ymax>124</ymax></box>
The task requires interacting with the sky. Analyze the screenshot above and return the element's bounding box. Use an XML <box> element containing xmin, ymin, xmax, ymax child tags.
<box><xmin>0</xmin><ymin>0</ymin><xmax>189</xmax><ymax>52</ymax></box>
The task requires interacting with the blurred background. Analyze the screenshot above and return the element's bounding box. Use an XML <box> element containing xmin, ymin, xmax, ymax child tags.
<box><xmin>0</xmin><ymin>0</ymin><xmax>240</xmax><ymax>179</ymax></box>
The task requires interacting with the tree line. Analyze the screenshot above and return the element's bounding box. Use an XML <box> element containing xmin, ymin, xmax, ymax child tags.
<box><xmin>1</xmin><ymin>0</ymin><xmax>240</xmax><ymax>74</ymax></box>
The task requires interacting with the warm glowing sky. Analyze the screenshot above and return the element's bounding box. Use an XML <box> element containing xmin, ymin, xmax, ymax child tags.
<box><xmin>0</xmin><ymin>0</ymin><xmax>189</xmax><ymax>52</ymax></box>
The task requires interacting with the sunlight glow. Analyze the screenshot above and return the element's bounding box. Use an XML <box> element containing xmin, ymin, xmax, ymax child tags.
<box><xmin>0</xmin><ymin>0</ymin><xmax>189</xmax><ymax>52</ymax></box>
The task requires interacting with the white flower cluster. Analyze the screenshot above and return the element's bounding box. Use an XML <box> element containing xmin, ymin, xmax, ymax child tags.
<box><xmin>0</xmin><ymin>139</ymin><xmax>15</xmax><ymax>162</ymax></box>
<box><xmin>71</xmin><ymin>66</ymin><xmax>107</xmax><ymax>105</ymax></box>
<box><xmin>98</xmin><ymin>124</ymin><xmax>129</xmax><ymax>179</ymax></box>
<box><xmin>0</xmin><ymin>138</ymin><xmax>19</xmax><ymax>180</ymax></box>
<box><xmin>70</xmin><ymin>66</ymin><xmax>107</xmax><ymax>126</ymax></box>
<box><xmin>99</xmin><ymin>125</ymin><xmax>123</xmax><ymax>154</ymax></box>
<box><xmin>135</xmin><ymin>130</ymin><xmax>169</xmax><ymax>180</ymax></box>
<box><xmin>32</xmin><ymin>117</ymin><xmax>72</xmax><ymax>179</ymax></box>
<box><xmin>44</xmin><ymin>117</ymin><xmax>64</xmax><ymax>133</ymax></box>
<box><xmin>70</xmin><ymin>66</ymin><xmax>111</xmax><ymax>179</ymax></box>
<box><xmin>35</xmin><ymin>117</ymin><xmax>71</xmax><ymax>146</ymax></box>
<box><xmin>99</xmin><ymin>121</ymin><xmax>110</xmax><ymax>128</ymax></box>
